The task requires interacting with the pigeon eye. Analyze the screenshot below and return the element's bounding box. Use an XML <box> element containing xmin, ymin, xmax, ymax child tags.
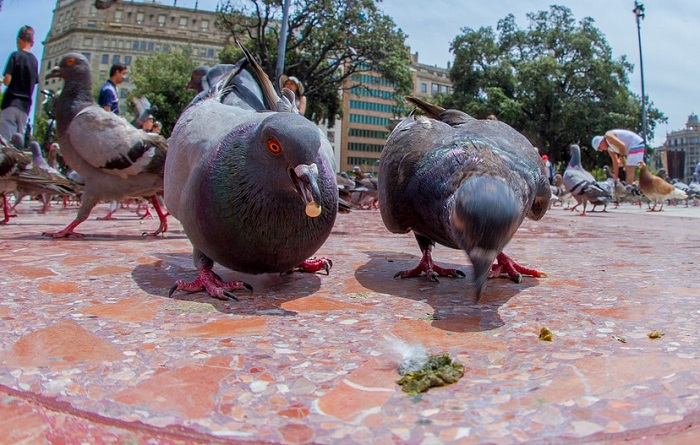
<box><xmin>267</xmin><ymin>139</ymin><xmax>282</xmax><ymax>155</ymax></box>
<box><xmin>66</xmin><ymin>58</ymin><xmax>75</xmax><ymax>66</ymax></box>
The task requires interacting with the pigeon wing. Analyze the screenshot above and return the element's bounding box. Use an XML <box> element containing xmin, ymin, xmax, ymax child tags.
<box><xmin>65</xmin><ymin>106</ymin><xmax>167</xmax><ymax>179</ymax></box>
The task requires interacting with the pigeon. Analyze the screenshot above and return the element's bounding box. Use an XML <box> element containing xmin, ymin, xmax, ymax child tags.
<box><xmin>1</xmin><ymin>136</ymin><xmax>75</xmax><ymax>223</ymax></box>
<box><xmin>638</xmin><ymin>162</ymin><xmax>687</xmax><ymax>211</ymax></box>
<box><xmin>670</xmin><ymin>179</ymin><xmax>698</xmax><ymax>207</ymax></box>
<box><xmin>13</xmin><ymin>141</ymin><xmax>81</xmax><ymax>213</ymax></box>
<box><xmin>602</xmin><ymin>165</ymin><xmax>627</xmax><ymax>208</ymax></box>
<box><xmin>562</xmin><ymin>144</ymin><xmax>612</xmax><ymax>215</ymax></box>
<box><xmin>378</xmin><ymin>96</ymin><xmax>550</xmax><ymax>301</ymax></box>
<box><xmin>165</xmin><ymin>44</ymin><xmax>338</xmax><ymax>300</ymax></box>
<box><xmin>44</xmin><ymin>53</ymin><xmax>169</xmax><ymax>238</ymax></box>
<box><xmin>94</xmin><ymin>0</ymin><xmax>119</xmax><ymax>9</ymax></box>
<box><xmin>186</xmin><ymin>64</ymin><xmax>265</xmax><ymax>112</ymax></box>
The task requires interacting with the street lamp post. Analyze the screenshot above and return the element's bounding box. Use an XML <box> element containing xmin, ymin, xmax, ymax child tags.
<box><xmin>275</xmin><ymin>0</ymin><xmax>292</xmax><ymax>87</ymax></box>
<box><xmin>633</xmin><ymin>1</ymin><xmax>647</xmax><ymax>151</ymax></box>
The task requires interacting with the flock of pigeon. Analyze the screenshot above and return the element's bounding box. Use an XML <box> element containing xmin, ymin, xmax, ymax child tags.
<box><xmin>556</xmin><ymin>144</ymin><xmax>698</xmax><ymax>215</ymax></box>
<box><xmin>1</xmin><ymin>43</ymin><xmax>695</xmax><ymax>302</ymax></box>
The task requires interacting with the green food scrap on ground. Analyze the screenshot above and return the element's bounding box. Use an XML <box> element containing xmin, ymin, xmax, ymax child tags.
<box><xmin>396</xmin><ymin>354</ymin><xmax>465</xmax><ymax>395</ymax></box>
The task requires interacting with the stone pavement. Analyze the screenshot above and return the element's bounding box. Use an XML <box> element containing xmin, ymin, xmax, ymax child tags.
<box><xmin>0</xmin><ymin>200</ymin><xmax>699</xmax><ymax>444</ymax></box>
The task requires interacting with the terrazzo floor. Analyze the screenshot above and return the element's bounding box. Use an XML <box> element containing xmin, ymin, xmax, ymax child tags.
<box><xmin>1</xmin><ymin>200</ymin><xmax>699</xmax><ymax>444</ymax></box>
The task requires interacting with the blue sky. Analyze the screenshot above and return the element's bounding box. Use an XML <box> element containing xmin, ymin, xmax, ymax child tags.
<box><xmin>2</xmin><ymin>0</ymin><xmax>698</xmax><ymax>147</ymax></box>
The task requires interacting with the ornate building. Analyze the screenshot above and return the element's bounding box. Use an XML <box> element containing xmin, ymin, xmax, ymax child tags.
<box><xmin>658</xmin><ymin>113</ymin><xmax>700</xmax><ymax>183</ymax></box>
<box><xmin>38</xmin><ymin>0</ymin><xmax>230</xmax><ymax>119</ymax></box>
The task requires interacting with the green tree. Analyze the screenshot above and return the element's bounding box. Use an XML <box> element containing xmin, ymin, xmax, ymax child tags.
<box><xmin>128</xmin><ymin>47</ymin><xmax>197</xmax><ymax>137</ymax></box>
<box><xmin>444</xmin><ymin>5</ymin><xmax>665</xmax><ymax>168</ymax></box>
<box><xmin>216</xmin><ymin>0</ymin><xmax>413</xmax><ymax>126</ymax></box>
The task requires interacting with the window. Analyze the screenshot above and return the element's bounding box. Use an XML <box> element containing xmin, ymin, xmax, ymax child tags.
<box><xmin>115</xmin><ymin>11</ymin><xmax>122</xmax><ymax>22</ymax></box>
<box><xmin>124</xmin><ymin>55</ymin><xmax>131</xmax><ymax>65</ymax></box>
<box><xmin>207</xmin><ymin>49</ymin><xmax>214</xmax><ymax>58</ymax></box>
<box><xmin>179</xmin><ymin>17</ymin><xmax>188</xmax><ymax>28</ymax></box>
<box><xmin>421</xmin><ymin>83</ymin><xmax>427</xmax><ymax>93</ymax></box>
<box><xmin>431</xmin><ymin>83</ymin><xmax>439</xmax><ymax>94</ymax></box>
<box><xmin>441</xmin><ymin>85</ymin><xmax>448</xmax><ymax>94</ymax></box>
<box><xmin>140</xmin><ymin>41</ymin><xmax>146</xmax><ymax>51</ymax></box>
<box><xmin>101</xmin><ymin>54</ymin><xmax>109</xmax><ymax>64</ymax></box>
<box><xmin>84</xmin><ymin>37</ymin><xmax>93</xmax><ymax>47</ymax></box>
<box><xmin>87</xmin><ymin>20</ymin><xmax>96</xmax><ymax>28</ymax></box>
<box><xmin>158</xmin><ymin>14</ymin><xmax>166</xmax><ymax>26</ymax></box>
<box><xmin>82</xmin><ymin>53</ymin><xmax>91</xmax><ymax>61</ymax></box>
<box><xmin>132</xmin><ymin>41</ymin><xmax>139</xmax><ymax>50</ymax></box>
<box><xmin>163</xmin><ymin>44</ymin><xmax>170</xmax><ymax>52</ymax></box>
<box><xmin>148</xmin><ymin>42</ymin><xmax>154</xmax><ymax>51</ymax></box>
<box><xmin>136</xmin><ymin>12</ymin><xmax>144</xmax><ymax>24</ymax></box>
<box><xmin>112</xmin><ymin>55</ymin><xmax>120</xmax><ymax>64</ymax></box>
<box><xmin>201</xmin><ymin>20</ymin><xmax>209</xmax><ymax>31</ymax></box>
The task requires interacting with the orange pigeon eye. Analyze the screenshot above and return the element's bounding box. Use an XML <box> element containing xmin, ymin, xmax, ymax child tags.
<box><xmin>66</xmin><ymin>58</ymin><xmax>75</xmax><ymax>66</ymax></box>
<box><xmin>268</xmin><ymin>139</ymin><xmax>282</xmax><ymax>154</ymax></box>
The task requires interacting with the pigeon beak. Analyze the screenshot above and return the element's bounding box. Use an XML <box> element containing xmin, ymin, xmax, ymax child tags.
<box><xmin>46</xmin><ymin>66</ymin><xmax>61</xmax><ymax>80</ymax></box>
<box><xmin>292</xmin><ymin>163</ymin><xmax>323</xmax><ymax>217</ymax></box>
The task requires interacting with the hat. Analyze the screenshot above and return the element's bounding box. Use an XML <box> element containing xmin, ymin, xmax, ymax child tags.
<box><xmin>279</xmin><ymin>75</ymin><xmax>304</xmax><ymax>95</ymax></box>
<box><xmin>591</xmin><ymin>135</ymin><xmax>604</xmax><ymax>150</ymax></box>
<box><xmin>541</xmin><ymin>155</ymin><xmax>548</xmax><ymax>161</ymax></box>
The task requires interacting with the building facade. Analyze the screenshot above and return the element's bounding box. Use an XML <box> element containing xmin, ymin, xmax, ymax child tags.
<box><xmin>39</xmin><ymin>1</ymin><xmax>453</xmax><ymax>174</ymax></box>
<box><xmin>38</xmin><ymin>0</ymin><xmax>230</xmax><ymax>120</ymax></box>
<box><xmin>658</xmin><ymin>113</ymin><xmax>700</xmax><ymax>183</ymax></box>
<box><xmin>338</xmin><ymin>52</ymin><xmax>452</xmax><ymax>173</ymax></box>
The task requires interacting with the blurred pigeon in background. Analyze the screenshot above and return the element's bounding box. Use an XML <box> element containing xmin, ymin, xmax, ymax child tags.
<box><xmin>378</xmin><ymin>97</ymin><xmax>550</xmax><ymax>301</ymax></box>
<box><xmin>562</xmin><ymin>144</ymin><xmax>612</xmax><ymax>216</ymax></box>
<box><xmin>44</xmin><ymin>53</ymin><xmax>169</xmax><ymax>237</ymax></box>
<box><xmin>165</xmin><ymin>43</ymin><xmax>338</xmax><ymax>300</ymax></box>
<box><xmin>1</xmin><ymin>136</ymin><xmax>76</xmax><ymax>223</ymax></box>
<box><xmin>638</xmin><ymin>162</ymin><xmax>687</xmax><ymax>211</ymax></box>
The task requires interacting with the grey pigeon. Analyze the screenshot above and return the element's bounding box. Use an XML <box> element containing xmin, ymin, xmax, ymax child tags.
<box><xmin>562</xmin><ymin>144</ymin><xmax>612</xmax><ymax>216</ymax></box>
<box><xmin>12</xmin><ymin>141</ymin><xmax>81</xmax><ymax>213</ymax></box>
<box><xmin>165</xmin><ymin>44</ymin><xmax>338</xmax><ymax>300</ymax></box>
<box><xmin>1</xmin><ymin>136</ymin><xmax>75</xmax><ymax>223</ymax></box>
<box><xmin>44</xmin><ymin>53</ymin><xmax>169</xmax><ymax>238</ymax></box>
<box><xmin>378</xmin><ymin>97</ymin><xmax>550</xmax><ymax>301</ymax></box>
<box><xmin>186</xmin><ymin>64</ymin><xmax>266</xmax><ymax>112</ymax></box>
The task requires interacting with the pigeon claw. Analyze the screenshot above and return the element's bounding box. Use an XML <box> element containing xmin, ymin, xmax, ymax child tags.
<box><xmin>394</xmin><ymin>256</ymin><xmax>465</xmax><ymax>281</ymax></box>
<box><xmin>168</xmin><ymin>268</ymin><xmax>250</xmax><ymax>301</ymax></box>
<box><xmin>295</xmin><ymin>257</ymin><xmax>333</xmax><ymax>275</ymax></box>
<box><xmin>489</xmin><ymin>253</ymin><xmax>546</xmax><ymax>283</ymax></box>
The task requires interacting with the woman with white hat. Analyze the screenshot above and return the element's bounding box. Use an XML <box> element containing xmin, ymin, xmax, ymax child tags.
<box><xmin>591</xmin><ymin>129</ymin><xmax>645</xmax><ymax>183</ymax></box>
<box><xmin>280</xmin><ymin>75</ymin><xmax>307</xmax><ymax>114</ymax></box>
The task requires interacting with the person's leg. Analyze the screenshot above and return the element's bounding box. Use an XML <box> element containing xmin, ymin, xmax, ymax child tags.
<box><xmin>0</xmin><ymin>107</ymin><xmax>27</xmax><ymax>142</ymax></box>
<box><xmin>624</xmin><ymin>166</ymin><xmax>636</xmax><ymax>184</ymax></box>
<box><xmin>0</xmin><ymin>108</ymin><xmax>16</xmax><ymax>140</ymax></box>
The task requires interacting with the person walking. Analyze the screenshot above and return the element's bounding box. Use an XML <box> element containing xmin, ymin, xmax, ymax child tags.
<box><xmin>1</xmin><ymin>25</ymin><xmax>39</xmax><ymax>141</ymax></box>
<box><xmin>98</xmin><ymin>63</ymin><xmax>127</xmax><ymax>115</ymax></box>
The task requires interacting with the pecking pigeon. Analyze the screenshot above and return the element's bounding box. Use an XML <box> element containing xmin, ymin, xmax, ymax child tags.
<box><xmin>562</xmin><ymin>144</ymin><xmax>612</xmax><ymax>215</ymax></box>
<box><xmin>44</xmin><ymin>53</ymin><xmax>169</xmax><ymax>238</ymax></box>
<box><xmin>378</xmin><ymin>97</ymin><xmax>550</xmax><ymax>301</ymax></box>
<box><xmin>165</xmin><ymin>44</ymin><xmax>338</xmax><ymax>300</ymax></box>
<box><xmin>638</xmin><ymin>162</ymin><xmax>687</xmax><ymax>211</ymax></box>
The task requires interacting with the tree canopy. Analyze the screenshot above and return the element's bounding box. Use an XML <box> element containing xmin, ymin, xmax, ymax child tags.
<box><xmin>216</xmin><ymin>0</ymin><xmax>413</xmax><ymax>126</ymax></box>
<box><xmin>444</xmin><ymin>5</ymin><xmax>665</xmax><ymax>169</ymax></box>
<box><xmin>128</xmin><ymin>47</ymin><xmax>197</xmax><ymax>138</ymax></box>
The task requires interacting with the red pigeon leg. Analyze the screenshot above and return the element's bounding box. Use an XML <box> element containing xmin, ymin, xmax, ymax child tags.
<box><xmin>169</xmin><ymin>265</ymin><xmax>252</xmax><ymax>301</ymax></box>
<box><xmin>143</xmin><ymin>195</ymin><xmax>169</xmax><ymax>236</ymax></box>
<box><xmin>1</xmin><ymin>194</ymin><xmax>18</xmax><ymax>224</ymax></box>
<box><xmin>294</xmin><ymin>257</ymin><xmax>333</xmax><ymax>275</ymax></box>
<box><xmin>394</xmin><ymin>235</ymin><xmax>466</xmax><ymax>282</ymax></box>
<box><xmin>489</xmin><ymin>252</ymin><xmax>547</xmax><ymax>283</ymax></box>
